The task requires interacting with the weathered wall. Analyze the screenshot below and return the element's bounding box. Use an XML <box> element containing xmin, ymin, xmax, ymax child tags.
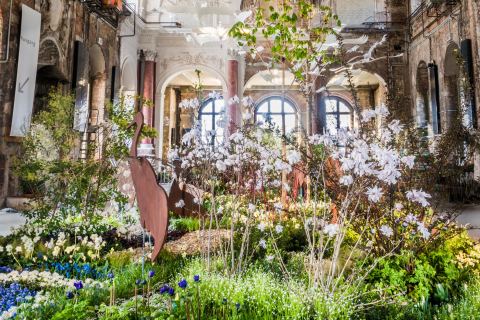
<box><xmin>0</xmin><ymin>0</ymin><xmax>121</xmax><ymax>206</ymax></box>
<box><xmin>408</xmin><ymin>1</ymin><xmax>480</xmax><ymax>132</ymax></box>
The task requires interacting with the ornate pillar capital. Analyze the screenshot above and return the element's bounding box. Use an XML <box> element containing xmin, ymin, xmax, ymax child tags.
<box><xmin>227</xmin><ymin>48</ymin><xmax>242</xmax><ymax>61</ymax></box>
<box><xmin>138</xmin><ymin>49</ymin><xmax>157</xmax><ymax>62</ymax></box>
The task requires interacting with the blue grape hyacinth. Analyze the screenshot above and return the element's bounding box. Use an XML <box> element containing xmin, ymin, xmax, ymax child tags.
<box><xmin>178</xmin><ymin>279</ymin><xmax>187</xmax><ymax>289</ymax></box>
<box><xmin>0</xmin><ymin>283</ymin><xmax>36</xmax><ymax>313</ymax></box>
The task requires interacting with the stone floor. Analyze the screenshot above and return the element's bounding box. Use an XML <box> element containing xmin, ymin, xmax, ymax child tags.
<box><xmin>456</xmin><ymin>205</ymin><xmax>480</xmax><ymax>239</ymax></box>
<box><xmin>0</xmin><ymin>208</ymin><xmax>26</xmax><ymax>237</ymax></box>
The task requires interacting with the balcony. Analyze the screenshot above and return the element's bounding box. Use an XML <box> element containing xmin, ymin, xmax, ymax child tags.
<box><xmin>410</xmin><ymin>0</ymin><xmax>459</xmax><ymax>20</ymax></box>
<box><xmin>80</xmin><ymin>0</ymin><xmax>130</xmax><ymax>28</ymax></box>
<box><xmin>341</xmin><ymin>11</ymin><xmax>404</xmax><ymax>33</ymax></box>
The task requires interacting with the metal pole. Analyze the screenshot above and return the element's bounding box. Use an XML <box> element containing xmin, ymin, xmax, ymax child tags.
<box><xmin>0</xmin><ymin>0</ymin><xmax>14</xmax><ymax>64</ymax></box>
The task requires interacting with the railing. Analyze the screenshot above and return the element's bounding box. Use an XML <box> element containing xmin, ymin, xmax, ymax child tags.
<box><xmin>409</xmin><ymin>0</ymin><xmax>459</xmax><ymax>20</ymax></box>
<box><xmin>149</xmin><ymin>159</ymin><xmax>175</xmax><ymax>184</ymax></box>
<box><xmin>80</xmin><ymin>0</ymin><xmax>131</xmax><ymax>28</ymax></box>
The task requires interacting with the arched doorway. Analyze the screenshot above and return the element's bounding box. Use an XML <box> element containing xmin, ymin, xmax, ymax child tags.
<box><xmin>444</xmin><ymin>43</ymin><xmax>460</xmax><ymax>128</ymax></box>
<box><xmin>243</xmin><ymin>69</ymin><xmax>305</xmax><ymax>134</ymax></box>
<box><xmin>35</xmin><ymin>39</ymin><xmax>67</xmax><ymax>113</ymax></box>
<box><xmin>416</xmin><ymin>61</ymin><xmax>429</xmax><ymax>129</ymax></box>
<box><xmin>157</xmin><ymin>68</ymin><xmax>227</xmax><ymax>158</ymax></box>
<box><xmin>321</xmin><ymin>69</ymin><xmax>387</xmax><ymax>132</ymax></box>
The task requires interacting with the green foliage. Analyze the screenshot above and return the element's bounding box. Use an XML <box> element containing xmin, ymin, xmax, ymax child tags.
<box><xmin>367</xmin><ymin>232</ymin><xmax>476</xmax><ymax>302</ymax></box>
<box><xmin>168</xmin><ymin>217</ymin><xmax>201</xmax><ymax>233</ymax></box>
<box><xmin>51</xmin><ymin>300</ymin><xmax>96</xmax><ymax>320</ymax></box>
<box><xmin>229</xmin><ymin>0</ymin><xmax>340</xmax><ymax>85</ymax></box>
<box><xmin>13</xmin><ymin>89</ymin><xmax>129</xmax><ymax>221</ymax></box>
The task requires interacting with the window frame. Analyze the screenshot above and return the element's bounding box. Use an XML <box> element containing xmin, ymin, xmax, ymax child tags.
<box><xmin>254</xmin><ymin>96</ymin><xmax>298</xmax><ymax>135</ymax></box>
<box><xmin>198</xmin><ymin>97</ymin><xmax>225</xmax><ymax>145</ymax></box>
<box><xmin>321</xmin><ymin>96</ymin><xmax>354</xmax><ymax>134</ymax></box>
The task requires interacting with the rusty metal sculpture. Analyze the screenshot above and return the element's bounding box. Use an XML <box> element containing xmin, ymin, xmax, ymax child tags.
<box><xmin>168</xmin><ymin>179</ymin><xmax>206</xmax><ymax>217</ymax></box>
<box><xmin>128</xmin><ymin>112</ymin><xmax>169</xmax><ymax>261</ymax></box>
<box><xmin>167</xmin><ymin>160</ymin><xmax>206</xmax><ymax>217</ymax></box>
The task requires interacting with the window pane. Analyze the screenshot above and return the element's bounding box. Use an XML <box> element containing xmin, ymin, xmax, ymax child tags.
<box><xmin>325</xmin><ymin>99</ymin><xmax>337</xmax><ymax>112</ymax></box>
<box><xmin>339</xmin><ymin>102</ymin><xmax>350</xmax><ymax>112</ymax></box>
<box><xmin>339</xmin><ymin>114</ymin><xmax>351</xmax><ymax>129</ymax></box>
<box><xmin>201</xmin><ymin>115</ymin><xmax>214</xmax><ymax>131</ymax></box>
<box><xmin>326</xmin><ymin>115</ymin><xmax>338</xmax><ymax>134</ymax></box>
<box><xmin>216</xmin><ymin>127</ymin><xmax>225</xmax><ymax>143</ymax></box>
<box><xmin>284</xmin><ymin>102</ymin><xmax>295</xmax><ymax>114</ymax></box>
<box><xmin>215</xmin><ymin>99</ymin><xmax>225</xmax><ymax>113</ymax></box>
<box><xmin>202</xmin><ymin>101</ymin><xmax>213</xmax><ymax>113</ymax></box>
<box><xmin>270</xmin><ymin>99</ymin><xmax>282</xmax><ymax>112</ymax></box>
<box><xmin>257</xmin><ymin>102</ymin><xmax>269</xmax><ymax>113</ymax></box>
<box><xmin>284</xmin><ymin>115</ymin><xmax>296</xmax><ymax>133</ymax></box>
<box><xmin>270</xmin><ymin>114</ymin><xmax>283</xmax><ymax>130</ymax></box>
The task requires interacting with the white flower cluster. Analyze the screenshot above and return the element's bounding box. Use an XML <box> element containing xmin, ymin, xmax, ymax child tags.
<box><xmin>228</xmin><ymin>95</ymin><xmax>240</xmax><ymax>106</ymax></box>
<box><xmin>176</xmin><ymin>123</ymin><xmax>302</xmax><ymax>192</ymax></box>
<box><xmin>180</xmin><ymin>98</ymin><xmax>200</xmax><ymax>110</ymax></box>
<box><xmin>309</xmin><ymin>107</ymin><xmax>431</xmax><ymax>208</ymax></box>
<box><xmin>0</xmin><ymin>291</ymin><xmax>51</xmax><ymax>320</ymax></box>
<box><xmin>208</xmin><ymin>91</ymin><xmax>222</xmax><ymax>100</ymax></box>
<box><xmin>0</xmin><ymin>270</ymin><xmax>104</xmax><ymax>291</ymax></box>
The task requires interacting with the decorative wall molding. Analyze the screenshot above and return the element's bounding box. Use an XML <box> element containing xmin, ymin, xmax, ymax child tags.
<box><xmin>157</xmin><ymin>52</ymin><xmax>225</xmax><ymax>75</ymax></box>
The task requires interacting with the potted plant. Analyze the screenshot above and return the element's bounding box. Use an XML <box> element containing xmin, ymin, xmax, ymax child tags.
<box><xmin>102</xmin><ymin>0</ymin><xmax>122</xmax><ymax>11</ymax></box>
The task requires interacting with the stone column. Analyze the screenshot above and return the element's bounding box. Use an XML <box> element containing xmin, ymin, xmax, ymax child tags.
<box><xmin>226</xmin><ymin>51</ymin><xmax>240</xmax><ymax>135</ymax></box>
<box><xmin>137</xmin><ymin>49</ymin><xmax>157</xmax><ymax>156</ymax></box>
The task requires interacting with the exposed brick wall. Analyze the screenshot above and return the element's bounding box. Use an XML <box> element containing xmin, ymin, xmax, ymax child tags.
<box><xmin>0</xmin><ymin>0</ymin><xmax>121</xmax><ymax>207</ymax></box>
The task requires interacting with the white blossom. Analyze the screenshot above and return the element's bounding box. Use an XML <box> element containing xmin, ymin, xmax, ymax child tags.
<box><xmin>257</xmin><ymin>222</ymin><xmax>267</xmax><ymax>232</ymax></box>
<box><xmin>180</xmin><ymin>98</ymin><xmax>200</xmax><ymax>109</ymax></box>
<box><xmin>309</xmin><ymin>134</ymin><xmax>334</xmax><ymax>146</ymax></box>
<box><xmin>405</xmin><ymin>213</ymin><xmax>417</xmax><ymax>224</ymax></box>
<box><xmin>406</xmin><ymin>189</ymin><xmax>431</xmax><ymax>207</ymax></box>
<box><xmin>366</xmin><ymin>186</ymin><xmax>383</xmax><ymax>203</ymax></box>
<box><xmin>259</xmin><ymin>239</ymin><xmax>267</xmax><ymax>249</ymax></box>
<box><xmin>361</xmin><ymin>109</ymin><xmax>376</xmax><ymax>122</ymax></box>
<box><xmin>216</xmin><ymin>160</ymin><xmax>227</xmax><ymax>172</ymax></box>
<box><xmin>275</xmin><ymin>224</ymin><xmax>284</xmax><ymax>234</ymax></box>
<box><xmin>228</xmin><ymin>95</ymin><xmax>240</xmax><ymax>106</ymax></box>
<box><xmin>388</xmin><ymin>120</ymin><xmax>404</xmax><ymax>134</ymax></box>
<box><xmin>417</xmin><ymin>222</ymin><xmax>431</xmax><ymax>239</ymax></box>
<box><xmin>242</xmin><ymin>96</ymin><xmax>254</xmax><ymax>107</ymax></box>
<box><xmin>379</xmin><ymin>225</ymin><xmax>394</xmax><ymax>237</ymax></box>
<box><xmin>175</xmin><ymin>200</ymin><xmax>185</xmax><ymax>208</ymax></box>
<box><xmin>339</xmin><ymin>175</ymin><xmax>353</xmax><ymax>186</ymax></box>
<box><xmin>273</xmin><ymin>202</ymin><xmax>283</xmax><ymax>212</ymax></box>
<box><xmin>376</xmin><ymin>104</ymin><xmax>390</xmax><ymax>117</ymax></box>
<box><xmin>401</xmin><ymin>155</ymin><xmax>415</xmax><ymax>169</ymax></box>
<box><xmin>286</xmin><ymin>150</ymin><xmax>301</xmax><ymax>165</ymax></box>
<box><xmin>208</xmin><ymin>91</ymin><xmax>222</xmax><ymax>100</ymax></box>
<box><xmin>324</xmin><ymin>224</ymin><xmax>340</xmax><ymax>237</ymax></box>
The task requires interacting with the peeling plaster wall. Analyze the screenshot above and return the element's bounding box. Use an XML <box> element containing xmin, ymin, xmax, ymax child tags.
<box><xmin>0</xmin><ymin>0</ymin><xmax>121</xmax><ymax>206</ymax></box>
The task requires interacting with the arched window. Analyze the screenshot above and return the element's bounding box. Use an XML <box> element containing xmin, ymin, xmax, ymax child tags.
<box><xmin>255</xmin><ymin>97</ymin><xmax>297</xmax><ymax>134</ymax></box>
<box><xmin>323</xmin><ymin>97</ymin><xmax>353</xmax><ymax>134</ymax></box>
<box><xmin>199</xmin><ymin>98</ymin><xmax>225</xmax><ymax>145</ymax></box>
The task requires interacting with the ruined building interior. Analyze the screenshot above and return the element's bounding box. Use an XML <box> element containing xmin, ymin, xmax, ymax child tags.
<box><xmin>0</xmin><ymin>0</ymin><xmax>479</xmax><ymax>207</ymax></box>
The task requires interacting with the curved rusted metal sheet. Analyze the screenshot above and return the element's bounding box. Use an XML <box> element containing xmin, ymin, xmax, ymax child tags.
<box><xmin>168</xmin><ymin>179</ymin><xmax>206</xmax><ymax>217</ymax></box>
<box><xmin>128</xmin><ymin>112</ymin><xmax>169</xmax><ymax>261</ymax></box>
